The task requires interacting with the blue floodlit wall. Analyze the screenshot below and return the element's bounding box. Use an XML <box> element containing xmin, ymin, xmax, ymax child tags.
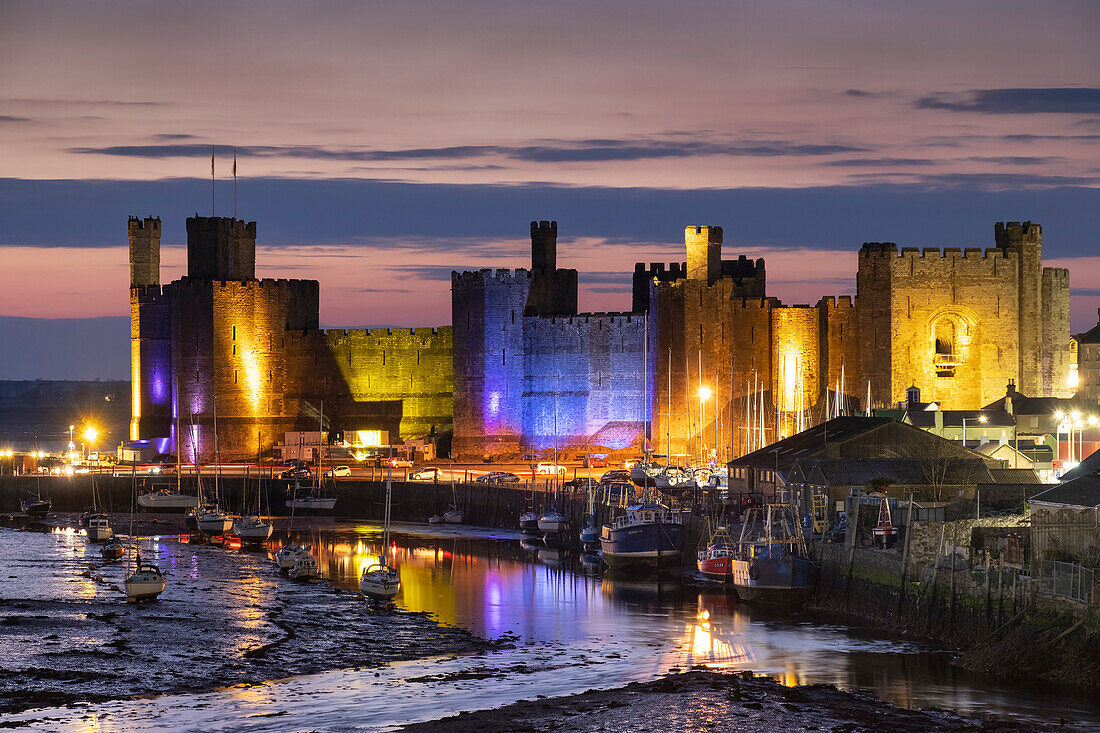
<box><xmin>522</xmin><ymin>312</ymin><xmax>648</xmax><ymax>452</ymax></box>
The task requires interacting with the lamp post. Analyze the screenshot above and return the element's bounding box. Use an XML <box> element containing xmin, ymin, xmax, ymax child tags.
<box><xmin>961</xmin><ymin>414</ymin><xmax>987</xmax><ymax>449</ymax></box>
<box><xmin>698</xmin><ymin>385</ymin><xmax>712</xmax><ymax>467</ymax></box>
<box><xmin>83</xmin><ymin>426</ymin><xmax>98</xmax><ymax>463</ymax></box>
<box><xmin>68</xmin><ymin>425</ymin><xmax>75</xmax><ymax>460</ymax></box>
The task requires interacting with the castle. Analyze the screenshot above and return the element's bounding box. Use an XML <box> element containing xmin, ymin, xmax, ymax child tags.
<box><xmin>129</xmin><ymin>213</ymin><xmax>1072</xmax><ymax>461</ymax></box>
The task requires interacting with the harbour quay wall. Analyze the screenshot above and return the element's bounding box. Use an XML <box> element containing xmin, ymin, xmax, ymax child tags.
<box><xmin>813</xmin><ymin>539</ymin><xmax>1100</xmax><ymax>693</ymax></box>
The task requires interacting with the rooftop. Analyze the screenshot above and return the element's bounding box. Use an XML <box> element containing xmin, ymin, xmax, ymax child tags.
<box><xmin>1030</xmin><ymin>475</ymin><xmax>1100</xmax><ymax>508</ymax></box>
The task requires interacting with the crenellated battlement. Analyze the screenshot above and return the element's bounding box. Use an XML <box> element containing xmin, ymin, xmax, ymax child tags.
<box><xmin>131</xmin><ymin>284</ymin><xmax>167</xmax><ymax>298</ymax></box>
<box><xmin>128</xmin><ymin>216</ymin><xmax>161</xmax><ymax>232</ymax></box>
<box><xmin>995</xmin><ymin>220</ymin><xmax>1042</xmax><ymax>246</ymax></box>
<box><xmin>452</xmin><ymin>268</ymin><xmax>533</xmax><ymax>285</ymax></box>
<box><xmin>817</xmin><ymin>295</ymin><xmax>856</xmax><ymax>309</ymax></box>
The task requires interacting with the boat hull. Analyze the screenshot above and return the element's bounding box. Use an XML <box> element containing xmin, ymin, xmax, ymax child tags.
<box><xmin>519</xmin><ymin>514</ymin><xmax>540</xmax><ymax>533</ymax></box>
<box><xmin>360</xmin><ymin>571</ymin><xmax>400</xmax><ymax>602</ymax></box>
<box><xmin>698</xmin><ymin>554</ymin><xmax>734</xmax><ymax>581</ymax></box>
<box><xmin>285</xmin><ymin>497</ymin><xmax>337</xmax><ymax>511</ymax></box>
<box><xmin>86</xmin><ymin>524</ymin><xmax>113</xmax><ymax>543</ymax></box>
<box><xmin>125</xmin><ymin>571</ymin><xmax>167</xmax><ymax>601</ymax></box>
<box><xmin>138</xmin><ymin>492</ymin><xmax>199</xmax><ymax>510</ymax></box>
<box><xmin>599</xmin><ymin>522</ymin><xmax>684</xmax><ymax>569</ymax></box>
<box><xmin>236</xmin><ymin>524</ymin><xmax>273</xmax><ymax>542</ymax></box>
<box><xmin>197</xmin><ymin>517</ymin><xmax>233</xmax><ymax>535</ymax></box>
<box><xmin>730</xmin><ymin>556</ymin><xmax>818</xmax><ymax>605</ymax></box>
<box><xmin>538</xmin><ymin>513</ymin><xmax>569</xmax><ymax>534</ymax></box>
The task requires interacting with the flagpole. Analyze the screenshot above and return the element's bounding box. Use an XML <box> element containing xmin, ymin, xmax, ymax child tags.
<box><xmin>211</xmin><ymin>146</ymin><xmax>215</xmax><ymax>217</ymax></box>
<box><xmin>233</xmin><ymin>149</ymin><xmax>237</xmax><ymax>220</ymax></box>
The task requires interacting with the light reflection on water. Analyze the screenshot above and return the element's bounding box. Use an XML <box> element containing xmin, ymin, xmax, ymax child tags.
<box><xmin>278</xmin><ymin>521</ymin><xmax>1096</xmax><ymax>728</ymax></box>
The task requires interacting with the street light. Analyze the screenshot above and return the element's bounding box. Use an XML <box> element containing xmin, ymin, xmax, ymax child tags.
<box><xmin>69</xmin><ymin>425</ymin><xmax>75</xmax><ymax>460</ymax></box>
<box><xmin>698</xmin><ymin>386</ymin><xmax>712</xmax><ymax>466</ymax></box>
<box><xmin>83</xmin><ymin>426</ymin><xmax>98</xmax><ymax>461</ymax></box>
<box><xmin>961</xmin><ymin>414</ymin><xmax>987</xmax><ymax>449</ymax></box>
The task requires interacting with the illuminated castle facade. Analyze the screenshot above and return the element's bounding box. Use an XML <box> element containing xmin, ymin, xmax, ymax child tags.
<box><xmin>128</xmin><ymin>216</ymin><xmax>452</xmax><ymax>459</ymax></box>
<box><xmin>129</xmin><ymin>214</ymin><xmax>1072</xmax><ymax>460</ymax></box>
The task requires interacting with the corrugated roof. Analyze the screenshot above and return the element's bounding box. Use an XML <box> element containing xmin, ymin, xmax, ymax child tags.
<box><xmin>988</xmin><ymin>467</ymin><xmax>1044</xmax><ymax>484</ymax></box>
<box><xmin>1030</xmin><ymin>475</ymin><xmax>1100</xmax><ymax>508</ymax></box>
<box><xmin>1060</xmin><ymin>447</ymin><xmax>1100</xmax><ymax>481</ymax></box>
<box><xmin>728</xmin><ymin>416</ymin><xmax>895</xmax><ymax>469</ymax></box>
<box><xmin>804</xmin><ymin>457</ymin><xmax>995</xmax><ymax>486</ymax></box>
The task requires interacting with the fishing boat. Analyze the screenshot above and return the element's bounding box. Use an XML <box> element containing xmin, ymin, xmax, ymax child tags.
<box><xmin>697</xmin><ymin>525</ymin><xmax>737</xmax><ymax>581</ymax></box>
<box><xmin>86</xmin><ymin>514</ymin><xmax>114</xmax><ymax>543</ymax></box>
<box><xmin>100</xmin><ymin>535</ymin><xmax>126</xmax><ymax>561</ymax></box>
<box><xmin>288</xmin><ymin>553</ymin><xmax>319</xmax><ymax>581</ymax></box>
<box><xmin>360</xmin><ymin>460</ymin><xmax>401</xmax><ymax>604</ymax></box>
<box><xmin>729</xmin><ymin>503</ymin><xmax>818</xmax><ymax>605</ymax></box>
<box><xmin>599</xmin><ymin>497</ymin><xmax>685</xmax><ymax>570</ymax></box>
<box><xmin>235</xmin><ymin>434</ymin><xmax>273</xmax><ymax>545</ymax></box>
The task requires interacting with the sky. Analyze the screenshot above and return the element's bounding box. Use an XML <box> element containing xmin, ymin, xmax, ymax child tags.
<box><xmin>1</xmin><ymin>0</ymin><xmax>1098</xmax><ymax>379</ymax></box>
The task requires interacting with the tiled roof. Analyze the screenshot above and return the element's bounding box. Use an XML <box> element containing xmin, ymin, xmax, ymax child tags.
<box><xmin>805</xmin><ymin>457</ymin><xmax>994</xmax><ymax>486</ymax></box>
<box><xmin>1030</xmin><ymin>475</ymin><xmax>1100</xmax><ymax>508</ymax></box>
<box><xmin>906</xmin><ymin>409</ymin><xmax>1015</xmax><ymax>428</ymax></box>
<box><xmin>988</xmin><ymin>467</ymin><xmax>1044</xmax><ymax>484</ymax></box>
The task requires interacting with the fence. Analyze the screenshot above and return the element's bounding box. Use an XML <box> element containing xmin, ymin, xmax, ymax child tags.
<box><xmin>1031</xmin><ymin>559</ymin><xmax>1096</xmax><ymax>605</ymax></box>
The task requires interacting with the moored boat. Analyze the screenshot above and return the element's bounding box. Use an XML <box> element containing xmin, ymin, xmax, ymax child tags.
<box><xmin>289</xmin><ymin>553</ymin><xmax>319</xmax><ymax>581</ymax></box>
<box><xmin>729</xmin><ymin>503</ymin><xmax>818</xmax><ymax>605</ymax></box>
<box><xmin>697</xmin><ymin>526</ymin><xmax>737</xmax><ymax>581</ymax></box>
<box><xmin>86</xmin><ymin>514</ymin><xmax>114</xmax><ymax>543</ymax></box>
<box><xmin>599</xmin><ymin>499</ymin><xmax>685</xmax><ymax>570</ymax></box>
<box><xmin>519</xmin><ymin>511</ymin><xmax>540</xmax><ymax>533</ymax></box>
<box><xmin>537</xmin><ymin>508</ymin><xmax>569</xmax><ymax>535</ymax></box>
<box><xmin>125</xmin><ymin>554</ymin><xmax>168</xmax><ymax>601</ymax></box>
<box><xmin>138</xmin><ymin>488</ymin><xmax>199</xmax><ymax>510</ymax></box>
<box><xmin>20</xmin><ymin>496</ymin><xmax>52</xmax><ymax>519</ymax></box>
<box><xmin>100</xmin><ymin>535</ymin><xmax>126</xmax><ymax>561</ymax></box>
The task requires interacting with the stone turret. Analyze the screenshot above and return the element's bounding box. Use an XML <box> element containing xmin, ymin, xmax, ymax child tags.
<box><xmin>128</xmin><ymin>216</ymin><xmax>161</xmax><ymax>287</ymax></box>
<box><xmin>686</xmin><ymin>225</ymin><xmax>722</xmax><ymax>284</ymax></box>
<box><xmin>531</xmin><ymin>220</ymin><xmax>557</xmax><ymax>271</ymax></box>
<box><xmin>996</xmin><ymin>221</ymin><xmax>1043</xmax><ymax>395</ymax></box>
<box><xmin>186</xmin><ymin>216</ymin><xmax>256</xmax><ymax>281</ymax></box>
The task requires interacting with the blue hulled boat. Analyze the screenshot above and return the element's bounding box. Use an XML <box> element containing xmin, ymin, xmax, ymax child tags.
<box><xmin>729</xmin><ymin>503</ymin><xmax>819</xmax><ymax>605</ymax></box>
<box><xmin>599</xmin><ymin>499</ymin><xmax>685</xmax><ymax>570</ymax></box>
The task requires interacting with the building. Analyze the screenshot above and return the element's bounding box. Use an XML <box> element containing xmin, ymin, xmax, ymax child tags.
<box><xmin>129</xmin><ymin>216</ymin><xmax>452</xmax><ymax>459</ymax></box>
<box><xmin>129</xmin><ymin>209</ymin><xmax>1076</xmax><ymax>462</ymax></box>
<box><xmin>1075</xmin><ymin>309</ymin><xmax>1100</xmax><ymax>406</ymax></box>
<box><xmin>1029</xmin><ymin>476</ymin><xmax>1100</xmax><ymax>565</ymax></box>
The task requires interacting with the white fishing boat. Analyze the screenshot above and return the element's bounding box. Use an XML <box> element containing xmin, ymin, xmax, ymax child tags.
<box><xmin>360</xmin><ymin>460</ymin><xmax>401</xmax><ymax>604</ymax></box>
<box><xmin>288</xmin><ymin>553</ymin><xmax>319</xmax><ymax>581</ymax></box>
<box><xmin>86</xmin><ymin>514</ymin><xmax>114</xmax><ymax>543</ymax></box>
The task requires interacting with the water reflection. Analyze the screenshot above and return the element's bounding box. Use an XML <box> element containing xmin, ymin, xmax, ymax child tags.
<box><xmin>272</xmin><ymin>522</ymin><xmax>1096</xmax><ymax>727</ymax></box>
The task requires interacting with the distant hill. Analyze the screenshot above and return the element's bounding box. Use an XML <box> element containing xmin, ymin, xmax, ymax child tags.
<box><xmin>0</xmin><ymin>316</ymin><xmax>129</xmax><ymax>380</ymax></box>
<box><xmin>0</xmin><ymin>379</ymin><xmax>131</xmax><ymax>451</ymax></box>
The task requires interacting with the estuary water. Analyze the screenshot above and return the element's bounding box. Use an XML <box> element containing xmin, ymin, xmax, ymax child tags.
<box><xmin>1</xmin><ymin>519</ymin><xmax>1095</xmax><ymax>731</ymax></box>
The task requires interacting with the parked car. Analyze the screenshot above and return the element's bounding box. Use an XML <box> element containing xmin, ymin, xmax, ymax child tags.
<box><xmin>324</xmin><ymin>465</ymin><xmax>351</xmax><ymax>478</ymax></box>
<box><xmin>536</xmin><ymin>462</ymin><xmax>566</xmax><ymax>475</ymax></box>
<box><xmin>475</xmin><ymin>471</ymin><xmax>521</xmax><ymax>485</ymax></box>
<box><xmin>599</xmin><ymin>470</ymin><xmax>631</xmax><ymax>484</ymax></box>
<box><xmin>599</xmin><ymin>481</ymin><xmax>636</xmax><ymax>504</ymax></box>
<box><xmin>386</xmin><ymin>456</ymin><xmax>414</xmax><ymax>468</ymax></box>
<box><xmin>280</xmin><ymin>466</ymin><xmax>312</xmax><ymax>479</ymax></box>
<box><xmin>149</xmin><ymin>463</ymin><xmax>176</xmax><ymax>475</ymax></box>
<box><xmin>564</xmin><ymin>477</ymin><xmax>598</xmax><ymax>492</ymax></box>
<box><xmin>582</xmin><ymin>455</ymin><xmax>608</xmax><ymax>468</ymax></box>
<box><xmin>411</xmin><ymin>467</ymin><xmax>441</xmax><ymax>481</ymax></box>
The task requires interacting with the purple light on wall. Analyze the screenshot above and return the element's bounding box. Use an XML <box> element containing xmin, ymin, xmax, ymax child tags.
<box><xmin>151</xmin><ymin>368</ymin><xmax>169</xmax><ymax>404</ymax></box>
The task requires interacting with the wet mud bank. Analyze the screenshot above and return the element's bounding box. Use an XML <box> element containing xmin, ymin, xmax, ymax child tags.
<box><xmin>812</xmin><ymin>543</ymin><xmax>1100</xmax><ymax>696</ymax></box>
<box><xmin>0</xmin><ymin>522</ymin><xmax>497</xmax><ymax>715</ymax></box>
<box><xmin>400</xmin><ymin>670</ymin><xmax>1045</xmax><ymax>732</ymax></box>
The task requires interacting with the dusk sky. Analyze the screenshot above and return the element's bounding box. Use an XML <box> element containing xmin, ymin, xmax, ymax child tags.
<box><xmin>2</xmin><ymin>0</ymin><xmax>1098</xmax><ymax>379</ymax></box>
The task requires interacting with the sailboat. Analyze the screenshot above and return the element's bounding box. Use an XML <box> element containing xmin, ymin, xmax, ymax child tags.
<box><xmin>84</xmin><ymin>472</ymin><xmax>114</xmax><ymax>542</ymax></box>
<box><xmin>196</xmin><ymin>397</ymin><xmax>233</xmax><ymax>536</ymax></box>
<box><xmin>235</xmin><ymin>432</ymin><xmax>273</xmax><ymax>545</ymax></box>
<box><xmin>21</xmin><ymin>445</ymin><xmax>52</xmax><ymax>519</ymax></box>
<box><xmin>578</xmin><ymin>446</ymin><xmax>599</xmax><ymax>549</ymax></box>
<box><xmin>286</xmin><ymin>403</ymin><xmax>337</xmax><ymax>511</ymax></box>
<box><xmin>124</xmin><ymin>464</ymin><xmax>166</xmax><ymax>601</ymax></box>
<box><xmin>359</xmin><ymin>457</ymin><xmax>401</xmax><ymax>604</ymax></box>
<box><xmin>430</xmin><ymin>472</ymin><xmax>463</xmax><ymax>524</ymax></box>
<box><xmin>538</xmin><ymin>385</ymin><xmax>568</xmax><ymax>537</ymax></box>
<box><xmin>139</xmin><ymin>381</ymin><xmax>199</xmax><ymax>510</ymax></box>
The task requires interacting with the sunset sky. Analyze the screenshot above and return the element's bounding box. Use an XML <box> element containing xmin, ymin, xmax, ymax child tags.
<box><xmin>2</xmin><ymin>0</ymin><xmax>1098</xmax><ymax>378</ymax></box>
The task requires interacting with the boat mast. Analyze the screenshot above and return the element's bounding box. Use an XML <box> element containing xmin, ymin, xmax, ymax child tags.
<box><xmin>212</xmin><ymin>396</ymin><xmax>220</xmax><ymax>508</ymax></box>
<box><xmin>317</xmin><ymin>400</ymin><xmax>324</xmax><ymax>492</ymax></box>
<box><xmin>384</xmin><ymin>434</ymin><xmax>392</xmax><ymax>564</ymax></box>
<box><xmin>666</xmin><ymin>348</ymin><xmax>671</xmax><ymax>463</ymax></box>
<box><xmin>174</xmin><ymin>377</ymin><xmax>181</xmax><ymax>495</ymax></box>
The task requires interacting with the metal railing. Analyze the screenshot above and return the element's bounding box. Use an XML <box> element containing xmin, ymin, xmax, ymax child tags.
<box><xmin>1032</xmin><ymin>559</ymin><xmax>1095</xmax><ymax>604</ymax></box>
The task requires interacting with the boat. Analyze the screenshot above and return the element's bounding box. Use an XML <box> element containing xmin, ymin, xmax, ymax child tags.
<box><xmin>443</xmin><ymin>506</ymin><xmax>464</xmax><ymax>524</ymax></box>
<box><xmin>599</xmin><ymin>497</ymin><xmax>685</xmax><ymax>570</ymax></box>
<box><xmin>100</xmin><ymin>535</ymin><xmax>126</xmax><ymax>561</ymax></box>
<box><xmin>138</xmin><ymin>390</ymin><xmax>198</xmax><ymax>510</ymax></box>
<box><xmin>729</xmin><ymin>503</ymin><xmax>818</xmax><ymax>605</ymax></box>
<box><xmin>276</xmin><ymin>542</ymin><xmax>308</xmax><ymax>570</ymax></box>
<box><xmin>197</xmin><ymin>396</ymin><xmax>234</xmax><ymax>536</ymax></box>
<box><xmin>360</xmin><ymin>458</ymin><xmax>401</xmax><ymax>604</ymax></box>
<box><xmin>288</xmin><ymin>552</ymin><xmax>319</xmax><ymax>581</ymax></box>
<box><xmin>697</xmin><ymin>525</ymin><xmax>737</xmax><ymax>581</ymax></box>
<box><xmin>137</xmin><ymin>488</ymin><xmax>199</xmax><ymax>510</ymax></box>
<box><xmin>20</xmin><ymin>496</ymin><xmax>52</xmax><ymax>519</ymax></box>
<box><xmin>538</xmin><ymin>508</ymin><xmax>569</xmax><ymax>535</ymax></box>
<box><xmin>125</xmin><ymin>554</ymin><xmax>168</xmax><ymax>600</ymax></box>
<box><xmin>124</xmin><ymin>462</ymin><xmax>167</xmax><ymax>601</ymax></box>
<box><xmin>579</xmin><ymin>451</ymin><xmax>600</xmax><ymax>549</ymax></box>
<box><xmin>629</xmin><ymin>460</ymin><xmax>665</xmax><ymax>486</ymax></box>
<box><xmin>235</xmin><ymin>433</ymin><xmax>273</xmax><ymax>545</ymax></box>
<box><xmin>86</xmin><ymin>514</ymin><xmax>114</xmax><ymax>543</ymax></box>
<box><xmin>519</xmin><ymin>510</ymin><xmax>540</xmax><ymax>533</ymax></box>
<box><xmin>286</xmin><ymin>405</ymin><xmax>338</xmax><ymax>511</ymax></box>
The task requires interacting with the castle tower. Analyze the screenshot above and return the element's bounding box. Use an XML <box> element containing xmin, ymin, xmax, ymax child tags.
<box><xmin>186</xmin><ymin>216</ymin><xmax>256</xmax><ymax>281</ymax></box>
<box><xmin>531</xmin><ymin>220</ymin><xmax>557</xmax><ymax>271</ymax></box>
<box><xmin>686</xmin><ymin>225</ymin><xmax>722</xmax><ymax>284</ymax></box>
<box><xmin>996</xmin><ymin>221</ymin><xmax>1042</xmax><ymax>394</ymax></box>
<box><xmin>525</xmin><ymin>219</ymin><xmax>577</xmax><ymax>317</ymax></box>
<box><xmin>128</xmin><ymin>216</ymin><xmax>171</xmax><ymax>442</ymax></box>
<box><xmin>128</xmin><ymin>216</ymin><xmax>161</xmax><ymax>286</ymax></box>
